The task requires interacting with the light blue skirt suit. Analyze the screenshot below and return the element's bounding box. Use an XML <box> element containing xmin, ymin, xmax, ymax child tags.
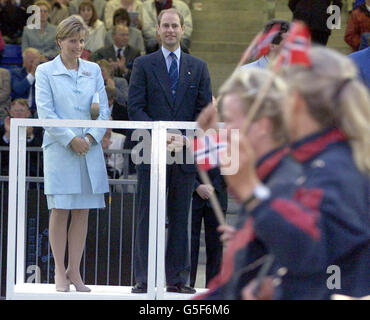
<box><xmin>35</xmin><ymin>55</ymin><xmax>110</xmax><ymax>210</ymax></box>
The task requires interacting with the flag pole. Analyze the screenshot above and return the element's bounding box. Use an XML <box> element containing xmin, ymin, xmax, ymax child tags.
<box><xmin>194</xmin><ymin>31</ymin><xmax>268</xmax><ymax>227</ymax></box>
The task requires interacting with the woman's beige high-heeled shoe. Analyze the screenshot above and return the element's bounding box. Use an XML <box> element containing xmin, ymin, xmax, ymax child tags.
<box><xmin>66</xmin><ymin>270</ymin><xmax>91</xmax><ymax>292</ymax></box>
<box><xmin>54</xmin><ymin>273</ymin><xmax>70</xmax><ymax>292</ymax></box>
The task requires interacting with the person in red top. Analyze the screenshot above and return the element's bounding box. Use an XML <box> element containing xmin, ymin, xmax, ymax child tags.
<box><xmin>345</xmin><ymin>0</ymin><xmax>370</xmax><ymax>51</ymax></box>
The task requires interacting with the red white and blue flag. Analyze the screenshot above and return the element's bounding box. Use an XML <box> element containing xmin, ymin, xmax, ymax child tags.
<box><xmin>193</xmin><ymin>133</ymin><xmax>227</xmax><ymax>171</ymax></box>
<box><xmin>275</xmin><ymin>21</ymin><xmax>312</xmax><ymax>69</ymax></box>
<box><xmin>247</xmin><ymin>24</ymin><xmax>281</xmax><ymax>61</ymax></box>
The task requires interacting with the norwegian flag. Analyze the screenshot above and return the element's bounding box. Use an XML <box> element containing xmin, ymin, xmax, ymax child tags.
<box><xmin>193</xmin><ymin>133</ymin><xmax>227</xmax><ymax>171</ymax></box>
<box><xmin>246</xmin><ymin>24</ymin><xmax>282</xmax><ymax>61</ymax></box>
<box><xmin>275</xmin><ymin>21</ymin><xmax>311</xmax><ymax>69</ymax></box>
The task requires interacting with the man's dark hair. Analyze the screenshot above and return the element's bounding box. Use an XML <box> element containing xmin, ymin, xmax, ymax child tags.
<box><xmin>264</xmin><ymin>19</ymin><xmax>291</xmax><ymax>45</ymax></box>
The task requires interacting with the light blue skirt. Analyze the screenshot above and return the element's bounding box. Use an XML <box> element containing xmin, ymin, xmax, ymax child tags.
<box><xmin>47</xmin><ymin>155</ymin><xmax>106</xmax><ymax>210</ymax></box>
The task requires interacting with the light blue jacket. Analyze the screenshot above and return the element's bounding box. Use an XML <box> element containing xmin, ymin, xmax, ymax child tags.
<box><xmin>35</xmin><ymin>55</ymin><xmax>110</xmax><ymax>195</ymax></box>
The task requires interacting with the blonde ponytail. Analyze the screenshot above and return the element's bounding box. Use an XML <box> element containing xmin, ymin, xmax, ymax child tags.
<box><xmin>284</xmin><ymin>47</ymin><xmax>370</xmax><ymax>174</ymax></box>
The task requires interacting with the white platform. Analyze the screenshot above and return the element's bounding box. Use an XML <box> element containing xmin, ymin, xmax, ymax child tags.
<box><xmin>7</xmin><ymin>283</ymin><xmax>209</xmax><ymax>300</ymax></box>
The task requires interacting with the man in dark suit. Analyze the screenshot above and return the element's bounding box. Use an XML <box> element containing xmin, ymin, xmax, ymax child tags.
<box><xmin>91</xmin><ymin>24</ymin><xmax>140</xmax><ymax>83</ymax></box>
<box><xmin>9</xmin><ymin>48</ymin><xmax>41</xmax><ymax>116</ymax></box>
<box><xmin>190</xmin><ymin>168</ymin><xmax>227</xmax><ymax>288</ymax></box>
<box><xmin>128</xmin><ymin>8</ymin><xmax>212</xmax><ymax>294</ymax></box>
<box><xmin>288</xmin><ymin>0</ymin><xmax>343</xmax><ymax>45</ymax></box>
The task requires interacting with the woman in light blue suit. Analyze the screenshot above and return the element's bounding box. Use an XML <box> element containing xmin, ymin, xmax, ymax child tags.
<box><xmin>35</xmin><ymin>15</ymin><xmax>110</xmax><ymax>293</ymax></box>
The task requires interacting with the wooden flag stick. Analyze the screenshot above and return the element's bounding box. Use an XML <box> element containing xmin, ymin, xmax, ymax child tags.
<box><xmin>195</xmin><ymin>30</ymin><xmax>270</xmax><ymax>227</ymax></box>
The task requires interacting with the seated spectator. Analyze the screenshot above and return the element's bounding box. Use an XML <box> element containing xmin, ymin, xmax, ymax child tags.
<box><xmin>142</xmin><ymin>0</ymin><xmax>193</xmax><ymax>53</ymax></box>
<box><xmin>345</xmin><ymin>0</ymin><xmax>370</xmax><ymax>51</ymax></box>
<box><xmin>69</xmin><ymin>0</ymin><xmax>106</xmax><ymax>20</ymax></box>
<box><xmin>21</xmin><ymin>0</ymin><xmax>58</xmax><ymax>60</ymax></box>
<box><xmin>0</xmin><ymin>98</ymin><xmax>43</xmax><ymax>176</ymax></box>
<box><xmin>105</xmin><ymin>0</ymin><xmax>143</xmax><ymax>30</ymax></box>
<box><xmin>48</xmin><ymin>0</ymin><xmax>70</xmax><ymax>26</ymax></box>
<box><xmin>0</xmin><ymin>0</ymin><xmax>32</xmax><ymax>44</ymax></box>
<box><xmin>98</xmin><ymin>60</ymin><xmax>129</xmax><ymax>107</ymax></box>
<box><xmin>10</xmin><ymin>48</ymin><xmax>43</xmax><ymax>116</ymax></box>
<box><xmin>349</xmin><ymin>46</ymin><xmax>370</xmax><ymax>88</ymax></box>
<box><xmin>79</xmin><ymin>0</ymin><xmax>106</xmax><ymax>56</ymax></box>
<box><xmin>242</xmin><ymin>19</ymin><xmax>290</xmax><ymax>70</ymax></box>
<box><xmin>92</xmin><ymin>24</ymin><xmax>141</xmax><ymax>82</ymax></box>
<box><xmin>105</xmin><ymin>8</ymin><xmax>146</xmax><ymax>55</ymax></box>
<box><xmin>102</xmin><ymin>120</ymin><xmax>126</xmax><ymax>179</ymax></box>
<box><xmin>0</xmin><ymin>67</ymin><xmax>11</xmax><ymax>120</ymax></box>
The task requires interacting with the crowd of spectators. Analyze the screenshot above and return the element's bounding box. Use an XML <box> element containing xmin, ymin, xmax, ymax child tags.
<box><xmin>0</xmin><ymin>0</ymin><xmax>194</xmax><ymax>178</ymax></box>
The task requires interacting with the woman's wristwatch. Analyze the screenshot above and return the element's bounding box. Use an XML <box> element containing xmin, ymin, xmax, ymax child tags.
<box><xmin>242</xmin><ymin>184</ymin><xmax>271</xmax><ymax>210</ymax></box>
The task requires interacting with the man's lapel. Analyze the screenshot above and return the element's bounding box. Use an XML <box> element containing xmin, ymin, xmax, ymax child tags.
<box><xmin>152</xmin><ymin>50</ymin><xmax>174</xmax><ymax>108</ymax></box>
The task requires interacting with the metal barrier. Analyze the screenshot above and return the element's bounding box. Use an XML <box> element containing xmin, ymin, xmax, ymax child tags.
<box><xmin>0</xmin><ymin>147</ymin><xmax>137</xmax><ymax>298</ymax></box>
<box><xmin>5</xmin><ymin>118</ymin><xmax>205</xmax><ymax>300</ymax></box>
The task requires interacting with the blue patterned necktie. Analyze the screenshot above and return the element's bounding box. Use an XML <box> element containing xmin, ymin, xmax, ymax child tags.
<box><xmin>169</xmin><ymin>52</ymin><xmax>178</xmax><ymax>101</ymax></box>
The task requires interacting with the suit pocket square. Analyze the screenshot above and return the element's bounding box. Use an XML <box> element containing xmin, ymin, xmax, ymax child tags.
<box><xmin>189</xmin><ymin>85</ymin><xmax>197</xmax><ymax>89</ymax></box>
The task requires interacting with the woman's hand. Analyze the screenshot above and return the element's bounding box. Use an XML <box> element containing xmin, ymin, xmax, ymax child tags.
<box><xmin>220</xmin><ymin>134</ymin><xmax>260</xmax><ymax>202</ymax></box>
<box><xmin>196</xmin><ymin>103</ymin><xmax>219</xmax><ymax>132</ymax></box>
<box><xmin>70</xmin><ymin>137</ymin><xmax>90</xmax><ymax>155</ymax></box>
<box><xmin>241</xmin><ymin>276</ymin><xmax>275</xmax><ymax>300</ymax></box>
<box><xmin>217</xmin><ymin>224</ymin><xmax>236</xmax><ymax>246</ymax></box>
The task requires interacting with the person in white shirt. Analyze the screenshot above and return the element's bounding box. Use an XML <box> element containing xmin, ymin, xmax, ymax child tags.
<box><xmin>241</xmin><ymin>20</ymin><xmax>290</xmax><ymax>70</ymax></box>
<box><xmin>78</xmin><ymin>0</ymin><xmax>106</xmax><ymax>54</ymax></box>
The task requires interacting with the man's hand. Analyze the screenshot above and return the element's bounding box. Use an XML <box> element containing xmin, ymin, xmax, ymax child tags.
<box><xmin>196</xmin><ymin>184</ymin><xmax>214</xmax><ymax>200</ymax></box>
<box><xmin>70</xmin><ymin>137</ymin><xmax>90</xmax><ymax>155</ymax></box>
<box><xmin>30</xmin><ymin>57</ymin><xmax>40</xmax><ymax>76</ymax></box>
<box><xmin>117</xmin><ymin>55</ymin><xmax>128</xmax><ymax>74</ymax></box>
<box><xmin>167</xmin><ymin>132</ymin><xmax>185</xmax><ymax>152</ymax></box>
<box><xmin>26</xmin><ymin>126</ymin><xmax>34</xmax><ymax>138</ymax></box>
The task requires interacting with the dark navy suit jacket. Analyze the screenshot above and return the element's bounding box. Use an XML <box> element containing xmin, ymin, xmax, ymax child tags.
<box><xmin>9</xmin><ymin>67</ymin><xmax>36</xmax><ymax>112</ymax></box>
<box><xmin>128</xmin><ymin>49</ymin><xmax>212</xmax><ymax>171</ymax></box>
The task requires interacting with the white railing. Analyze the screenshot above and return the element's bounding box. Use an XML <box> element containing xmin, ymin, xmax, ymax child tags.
<box><xmin>6</xmin><ymin>118</ymin><xmax>206</xmax><ymax>300</ymax></box>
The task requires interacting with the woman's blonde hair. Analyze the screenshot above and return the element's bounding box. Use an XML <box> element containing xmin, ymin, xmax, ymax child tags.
<box><xmin>283</xmin><ymin>46</ymin><xmax>370</xmax><ymax>174</ymax></box>
<box><xmin>56</xmin><ymin>15</ymin><xmax>88</xmax><ymax>48</ymax></box>
<box><xmin>219</xmin><ymin>67</ymin><xmax>289</xmax><ymax>145</ymax></box>
<box><xmin>34</xmin><ymin>0</ymin><xmax>51</xmax><ymax>12</ymax></box>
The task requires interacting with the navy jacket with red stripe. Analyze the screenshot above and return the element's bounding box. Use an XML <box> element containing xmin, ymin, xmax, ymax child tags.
<box><xmin>197</xmin><ymin>146</ymin><xmax>303</xmax><ymax>300</ymax></box>
<box><xmin>198</xmin><ymin>128</ymin><xmax>370</xmax><ymax>300</ymax></box>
